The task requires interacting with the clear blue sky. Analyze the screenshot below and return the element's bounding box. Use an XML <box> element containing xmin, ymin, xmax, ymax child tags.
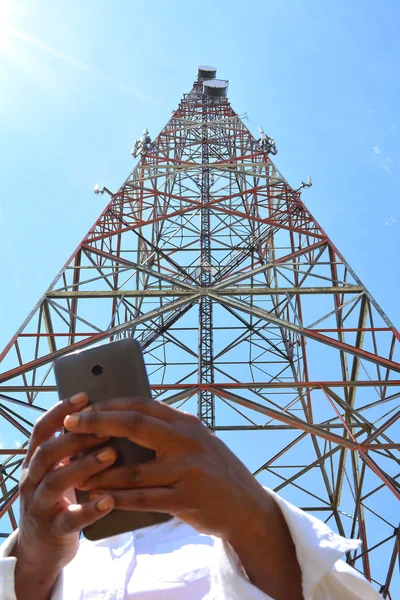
<box><xmin>0</xmin><ymin>0</ymin><xmax>399</xmax><ymax>348</ymax></box>
<box><xmin>0</xmin><ymin>0</ymin><xmax>399</xmax><ymax>585</ymax></box>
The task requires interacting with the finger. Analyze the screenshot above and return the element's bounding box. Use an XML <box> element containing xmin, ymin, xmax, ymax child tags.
<box><xmin>91</xmin><ymin>488</ymin><xmax>177</xmax><ymax>514</ymax></box>
<box><xmin>78</xmin><ymin>457</ymin><xmax>180</xmax><ymax>491</ymax></box>
<box><xmin>25</xmin><ymin>393</ymin><xmax>89</xmax><ymax>465</ymax></box>
<box><xmin>34</xmin><ymin>446</ymin><xmax>118</xmax><ymax>510</ymax></box>
<box><xmin>64</xmin><ymin>410</ymin><xmax>181</xmax><ymax>452</ymax></box>
<box><xmin>53</xmin><ymin>495</ymin><xmax>115</xmax><ymax>534</ymax></box>
<box><xmin>25</xmin><ymin>432</ymin><xmax>110</xmax><ymax>489</ymax></box>
<box><xmin>86</xmin><ymin>396</ymin><xmax>185</xmax><ymax>424</ymax></box>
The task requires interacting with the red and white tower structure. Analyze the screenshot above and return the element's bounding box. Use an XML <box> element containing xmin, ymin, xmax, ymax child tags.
<box><xmin>0</xmin><ymin>66</ymin><xmax>399</xmax><ymax>597</ymax></box>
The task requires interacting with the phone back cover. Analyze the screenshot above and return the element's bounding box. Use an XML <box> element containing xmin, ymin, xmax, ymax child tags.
<box><xmin>54</xmin><ymin>338</ymin><xmax>171</xmax><ymax>540</ymax></box>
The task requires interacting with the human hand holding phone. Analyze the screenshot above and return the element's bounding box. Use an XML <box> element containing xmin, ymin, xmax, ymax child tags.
<box><xmin>11</xmin><ymin>393</ymin><xmax>116</xmax><ymax>600</ymax></box>
<box><xmin>63</xmin><ymin>395</ymin><xmax>275</xmax><ymax>542</ymax></box>
<box><xmin>64</xmin><ymin>396</ymin><xmax>304</xmax><ymax>600</ymax></box>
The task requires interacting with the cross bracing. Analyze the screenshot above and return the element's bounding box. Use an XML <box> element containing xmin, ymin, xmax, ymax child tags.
<box><xmin>0</xmin><ymin>69</ymin><xmax>399</xmax><ymax>596</ymax></box>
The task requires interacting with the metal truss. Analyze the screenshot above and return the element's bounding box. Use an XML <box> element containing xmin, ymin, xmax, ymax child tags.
<box><xmin>0</xmin><ymin>68</ymin><xmax>399</xmax><ymax>597</ymax></box>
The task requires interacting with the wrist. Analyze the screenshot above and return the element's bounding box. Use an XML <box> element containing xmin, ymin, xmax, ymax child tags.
<box><xmin>12</xmin><ymin>541</ymin><xmax>61</xmax><ymax>600</ymax></box>
<box><xmin>223</xmin><ymin>492</ymin><xmax>303</xmax><ymax>600</ymax></box>
<box><xmin>14</xmin><ymin>563</ymin><xmax>60</xmax><ymax>600</ymax></box>
<box><xmin>225</xmin><ymin>488</ymin><xmax>279</xmax><ymax>550</ymax></box>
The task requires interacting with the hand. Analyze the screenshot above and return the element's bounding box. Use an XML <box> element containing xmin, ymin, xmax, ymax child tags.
<box><xmin>64</xmin><ymin>396</ymin><xmax>275</xmax><ymax>543</ymax></box>
<box><xmin>65</xmin><ymin>397</ymin><xmax>303</xmax><ymax>600</ymax></box>
<box><xmin>13</xmin><ymin>394</ymin><xmax>117</xmax><ymax>599</ymax></box>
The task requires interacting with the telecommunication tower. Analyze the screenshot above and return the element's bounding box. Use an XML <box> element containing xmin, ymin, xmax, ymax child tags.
<box><xmin>0</xmin><ymin>66</ymin><xmax>399</xmax><ymax>597</ymax></box>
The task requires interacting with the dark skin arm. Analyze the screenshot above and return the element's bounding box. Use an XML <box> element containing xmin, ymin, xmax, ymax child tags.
<box><xmin>11</xmin><ymin>394</ymin><xmax>117</xmax><ymax>600</ymax></box>
<box><xmin>65</xmin><ymin>396</ymin><xmax>303</xmax><ymax>600</ymax></box>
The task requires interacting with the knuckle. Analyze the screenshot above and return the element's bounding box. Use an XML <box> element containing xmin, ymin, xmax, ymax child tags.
<box><xmin>133</xmin><ymin>490</ymin><xmax>148</xmax><ymax>509</ymax></box>
<box><xmin>58</xmin><ymin>511</ymin><xmax>79</xmax><ymax>533</ymax></box>
<box><xmin>27</xmin><ymin>502</ymin><xmax>41</xmax><ymax>519</ymax></box>
<box><xmin>21</xmin><ymin>454</ymin><xmax>30</xmax><ymax>469</ymax></box>
<box><xmin>41</xmin><ymin>473</ymin><xmax>59</xmax><ymax>494</ymax></box>
<box><xmin>19</xmin><ymin>472</ymin><xmax>30</xmax><ymax>494</ymax></box>
<box><xmin>92</xmin><ymin>398</ymin><xmax>110</xmax><ymax>411</ymax></box>
<box><xmin>32</xmin><ymin>413</ymin><xmax>46</xmax><ymax>433</ymax></box>
<box><xmin>127</xmin><ymin>411</ymin><xmax>144</xmax><ymax>431</ymax></box>
<box><xmin>31</xmin><ymin>444</ymin><xmax>45</xmax><ymax>467</ymax></box>
<box><xmin>129</xmin><ymin>464</ymin><xmax>142</xmax><ymax>484</ymax></box>
<box><xmin>133</xmin><ymin>396</ymin><xmax>151</xmax><ymax>409</ymax></box>
<box><xmin>85</xmin><ymin>411</ymin><xmax>100</xmax><ymax>427</ymax></box>
<box><xmin>31</xmin><ymin>403</ymin><xmax>63</xmax><ymax>438</ymax></box>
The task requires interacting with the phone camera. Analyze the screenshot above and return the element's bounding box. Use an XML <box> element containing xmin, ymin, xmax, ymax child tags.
<box><xmin>91</xmin><ymin>364</ymin><xmax>103</xmax><ymax>376</ymax></box>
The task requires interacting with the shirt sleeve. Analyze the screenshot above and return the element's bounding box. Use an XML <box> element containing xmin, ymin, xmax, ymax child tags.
<box><xmin>0</xmin><ymin>530</ymin><xmax>66</xmax><ymax>600</ymax></box>
<box><xmin>0</xmin><ymin>531</ymin><xmax>18</xmax><ymax>600</ymax></box>
<box><xmin>211</xmin><ymin>487</ymin><xmax>382</xmax><ymax>600</ymax></box>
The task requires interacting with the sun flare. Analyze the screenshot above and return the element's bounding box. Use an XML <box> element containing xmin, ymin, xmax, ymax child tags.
<box><xmin>0</xmin><ymin>0</ymin><xmax>13</xmax><ymax>50</ymax></box>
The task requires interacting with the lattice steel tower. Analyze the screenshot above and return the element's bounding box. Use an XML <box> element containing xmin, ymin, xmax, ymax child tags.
<box><xmin>1</xmin><ymin>66</ymin><xmax>399</xmax><ymax>597</ymax></box>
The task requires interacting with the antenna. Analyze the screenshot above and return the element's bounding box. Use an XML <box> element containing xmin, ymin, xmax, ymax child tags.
<box><xmin>296</xmin><ymin>176</ymin><xmax>313</xmax><ymax>192</ymax></box>
<box><xmin>258</xmin><ymin>126</ymin><xmax>278</xmax><ymax>155</ymax></box>
<box><xmin>131</xmin><ymin>128</ymin><xmax>152</xmax><ymax>158</ymax></box>
<box><xmin>93</xmin><ymin>183</ymin><xmax>114</xmax><ymax>197</ymax></box>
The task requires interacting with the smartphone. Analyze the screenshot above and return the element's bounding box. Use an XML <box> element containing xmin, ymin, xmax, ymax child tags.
<box><xmin>54</xmin><ymin>338</ymin><xmax>171</xmax><ymax>540</ymax></box>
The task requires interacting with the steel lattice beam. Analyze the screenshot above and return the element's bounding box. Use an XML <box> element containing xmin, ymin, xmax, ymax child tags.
<box><xmin>0</xmin><ymin>67</ymin><xmax>399</xmax><ymax>596</ymax></box>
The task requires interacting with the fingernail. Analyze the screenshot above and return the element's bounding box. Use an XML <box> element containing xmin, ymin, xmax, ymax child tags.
<box><xmin>70</xmin><ymin>393</ymin><xmax>87</xmax><ymax>406</ymax></box>
<box><xmin>96</xmin><ymin>447</ymin><xmax>115</xmax><ymax>463</ymax></box>
<box><xmin>64</xmin><ymin>414</ymin><xmax>79</xmax><ymax>429</ymax></box>
<box><xmin>80</xmin><ymin>405</ymin><xmax>93</xmax><ymax>413</ymax></box>
<box><xmin>96</xmin><ymin>496</ymin><xmax>114</xmax><ymax>511</ymax></box>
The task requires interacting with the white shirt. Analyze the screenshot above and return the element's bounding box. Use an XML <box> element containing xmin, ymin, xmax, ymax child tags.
<box><xmin>0</xmin><ymin>489</ymin><xmax>381</xmax><ymax>600</ymax></box>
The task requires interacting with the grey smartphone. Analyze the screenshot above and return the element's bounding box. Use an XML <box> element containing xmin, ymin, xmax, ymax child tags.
<box><xmin>54</xmin><ymin>338</ymin><xmax>171</xmax><ymax>540</ymax></box>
